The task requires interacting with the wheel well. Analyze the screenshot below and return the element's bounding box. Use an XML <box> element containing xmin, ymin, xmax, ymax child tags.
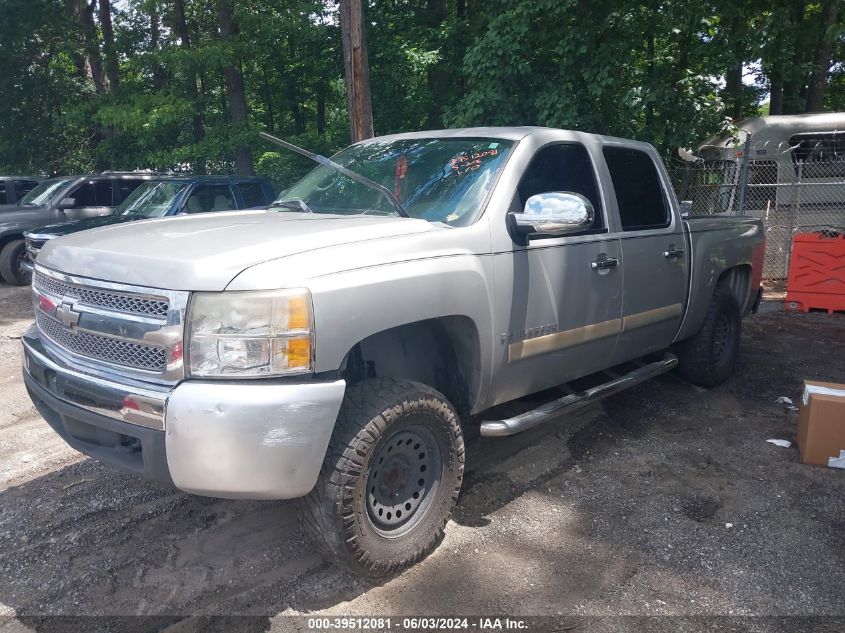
<box><xmin>0</xmin><ymin>234</ymin><xmax>23</xmax><ymax>251</ymax></box>
<box><xmin>339</xmin><ymin>317</ymin><xmax>481</xmax><ymax>415</ymax></box>
<box><xmin>717</xmin><ymin>265</ymin><xmax>752</xmax><ymax>313</ymax></box>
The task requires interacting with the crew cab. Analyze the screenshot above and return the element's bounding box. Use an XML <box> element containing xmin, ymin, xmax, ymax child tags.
<box><xmin>22</xmin><ymin>127</ymin><xmax>765</xmax><ymax>577</ymax></box>
<box><xmin>23</xmin><ymin>175</ymin><xmax>275</xmax><ymax>265</ymax></box>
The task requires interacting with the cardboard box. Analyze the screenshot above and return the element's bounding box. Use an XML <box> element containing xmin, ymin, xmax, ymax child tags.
<box><xmin>797</xmin><ymin>380</ymin><xmax>845</xmax><ymax>469</ymax></box>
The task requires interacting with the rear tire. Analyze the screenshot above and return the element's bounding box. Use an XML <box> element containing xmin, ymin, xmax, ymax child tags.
<box><xmin>300</xmin><ymin>378</ymin><xmax>464</xmax><ymax>577</ymax></box>
<box><xmin>676</xmin><ymin>284</ymin><xmax>741</xmax><ymax>387</ymax></box>
<box><xmin>0</xmin><ymin>240</ymin><xmax>31</xmax><ymax>286</ymax></box>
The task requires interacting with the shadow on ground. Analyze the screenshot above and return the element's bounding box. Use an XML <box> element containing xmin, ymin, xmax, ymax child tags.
<box><xmin>0</xmin><ymin>305</ymin><xmax>843</xmax><ymax>632</ymax></box>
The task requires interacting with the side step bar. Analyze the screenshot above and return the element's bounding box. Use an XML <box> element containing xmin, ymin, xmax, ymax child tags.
<box><xmin>479</xmin><ymin>353</ymin><xmax>678</xmax><ymax>437</ymax></box>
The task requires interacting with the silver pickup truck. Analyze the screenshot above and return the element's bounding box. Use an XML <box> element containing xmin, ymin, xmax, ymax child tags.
<box><xmin>22</xmin><ymin>127</ymin><xmax>765</xmax><ymax>577</ymax></box>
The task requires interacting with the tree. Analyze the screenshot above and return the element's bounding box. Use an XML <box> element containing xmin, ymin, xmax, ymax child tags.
<box><xmin>216</xmin><ymin>0</ymin><xmax>254</xmax><ymax>174</ymax></box>
<box><xmin>339</xmin><ymin>0</ymin><xmax>374</xmax><ymax>142</ymax></box>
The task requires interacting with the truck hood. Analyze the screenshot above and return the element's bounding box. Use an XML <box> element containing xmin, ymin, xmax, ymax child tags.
<box><xmin>0</xmin><ymin>206</ymin><xmax>47</xmax><ymax>226</ymax></box>
<box><xmin>38</xmin><ymin>210</ymin><xmax>443</xmax><ymax>291</ymax></box>
<box><xmin>27</xmin><ymin>214</ymin><xmax>139</xmax><ymax>239</ymax></box>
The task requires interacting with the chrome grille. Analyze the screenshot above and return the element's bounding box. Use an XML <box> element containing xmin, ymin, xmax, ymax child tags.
<box><xmin>34</xmin><ymin>272</ymin><xmax>169</xmax><ymax>319</ymax></box>
<box><xmin>37</xmin><ymin>311</ymin><xmax>166</xmax><ymax>372</ymax></box>
<box><xmin>26</xmin><ymin>237</ymin><xmax>47</xmax><ymax>250</ymax></box>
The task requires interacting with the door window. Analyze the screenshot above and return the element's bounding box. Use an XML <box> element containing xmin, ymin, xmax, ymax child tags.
<box><xmin>239</xmin><ymin>182</ymin><xmax>270</xmax><ymax>207</ymax></box>
<box><xmin>183</xmin><ymin>184</ymin><xmax>236</xmax><ymax>213</ymax></box>
<box><xmin>515</xmin><ymin>143</ymin><xmax>605</xmax><ymax>231</ymax></box>
<box><xmin>603</xmin><ymin>146</ymin><xmax>670</xmax><ymax>231</ymax></box>
<box><xmin>0</xmin><ymin>182</ymin><xmax>7</xmax><ymax>205</ymax></box>
<box><xmin>68</xmin><ymin>183</ymin><xmax>97</xmax><ymax>207</ymax></box>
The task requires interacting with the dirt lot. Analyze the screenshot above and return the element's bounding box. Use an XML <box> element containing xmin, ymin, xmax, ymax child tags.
<box><xmin>1</xmin><ymin>282</ymin><xmax>844</xmax><ymax>631</ymax></box>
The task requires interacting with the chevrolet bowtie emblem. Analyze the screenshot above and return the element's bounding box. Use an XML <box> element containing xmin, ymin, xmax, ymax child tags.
<box><xmin>56</xmin><ymin>301</ymin><xmax>81</xmax><ymax>329</ymax></box>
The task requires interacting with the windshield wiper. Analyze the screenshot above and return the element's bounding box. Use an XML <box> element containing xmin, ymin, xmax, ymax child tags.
<box><xmin>259</xmin><ymin>131</ymin><xmax>410</xmax><ymax>218</ymax></box>
<box><xmin>271</xmin><ymin>199</ymin><xmax>314</xmax><ymax>214</ymax></box>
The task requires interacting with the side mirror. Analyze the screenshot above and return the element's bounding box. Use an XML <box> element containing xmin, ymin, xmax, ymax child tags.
<box><xmin>57</xmin><ymin>197</ymin><xmax>76</xmax><ymax>211</ymax></box>
<box><xmin>679</xmin><ymin>200</ymin><xmax>693</xmax><ymax>217</ymax></box>
<box><xmin>508</xmin><ymin>192</ymin><xmax>595</xmax><ymax>241</ymax></box>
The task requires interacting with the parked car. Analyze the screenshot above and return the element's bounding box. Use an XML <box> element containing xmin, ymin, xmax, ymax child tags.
<box><xmin>0</xmin><ymin>173</ymin><xmax>162</xmax><ymax>285</ymax></box>
<box><xmin>0</xmin><ymin>176</ymin><xmax>42</xmax><ymax>207</ymax></box>
<box><xmin>23</xmin><ymin>127</ymin><xmax>765</xmax><ymax>578</ymax></box>
<box><xmin>24</xmin><ymin>175</ymin><xmax>276</xmax><ymax>266</ymax></box>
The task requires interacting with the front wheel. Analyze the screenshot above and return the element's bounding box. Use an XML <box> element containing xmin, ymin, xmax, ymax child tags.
<box><xmin>0</xmin><ymin>239</ymin><xmax>31</xmax><ymax>286</ymax></box>
<box><xmin>300</xmin><ymin>378</ymin><xmax>464</xmax><ymax>577</ymax></box>
<box><xmin>675</xmin><ymin>284</ymin><xmax>742</xmax><ymax>387</ymax></box>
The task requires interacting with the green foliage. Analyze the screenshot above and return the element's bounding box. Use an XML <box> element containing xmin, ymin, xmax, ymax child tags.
<box><xmin>0</xmin><ymin>0</ymin><xmax>843</xmax><ymax>179</ymax></box>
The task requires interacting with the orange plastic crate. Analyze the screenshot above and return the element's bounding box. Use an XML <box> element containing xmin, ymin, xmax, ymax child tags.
<box><xmin>785</xmin><ymin>231</ymin><xmax>845</xmax><ymax>314</ymax></box>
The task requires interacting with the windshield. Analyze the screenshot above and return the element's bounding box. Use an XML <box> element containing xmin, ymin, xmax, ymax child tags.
<box><xmin>118</xmin><ymin>181</ymin><xmax>190</xmax><ymax>218</ymax></box>
<box><xmin>20</xmin><ymin>178</ymin><xmax>73</xmax><ymax>206</ymax></box>
<box><xmin>275</xmin><ymin>138</ymin><xmax>515</xmax><ymax>225</ymax></box>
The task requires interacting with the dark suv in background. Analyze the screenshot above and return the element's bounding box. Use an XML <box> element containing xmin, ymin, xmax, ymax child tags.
<box><xmin>23</xmin><ymin>175</ymin><xmax>275</xmax><ymax>277</ymax></box>
<box><xmin>0</xmin><ymin>177</ymin><xmax>42</xmax><ymax>207</ymax></box>
<box><xmin>0</xmin><ymin>172</ymin><xmax>162</xmax><ymax>284</ymax></box>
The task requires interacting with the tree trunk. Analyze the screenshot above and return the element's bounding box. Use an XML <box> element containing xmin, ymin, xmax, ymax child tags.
<box><xmin>63</xmin><ymin>0</ymin><xmax>88</xmax><ymax>80</ymax></box>
<box><xmin>174</xmin><ymin>0</ymin><xmax>205</xmax><ymax>170</ymax></box>
<box><xmin>97</xmin><ymin>0</ymin><xmax>119</xmax><ymax>90</ymax></box>
<box><xmin>782</xmin><ymin>0</ymin><xmax>808</xmax><ymax>113</ymax></box>
<box><xmin>339</xmin><ymin>0</ymin><xmax>374</xmax><ymax>142</ymax></box>
<box><xmin>725</xmin><ymin>62</ymin><xmax>743</xmax><ymax>120</ymax></box>
<box><xmin>769</xmin><ymin>65</ymin><xmax>784</xmax><ymax>114</ymax></box>
<box><xmin>77</xmin><ymin>0</ymin><xmax>107</xmax><ymax>94</ymax></box>
<box><xmin>425</xmin><ymin>0</ymin><xmax>449</xmax><ymax>128</ymax></box>
<box><xmin>316</xmin><ymin>82</ymin><xmax>327</xmax><ymax>136</ymax></box>
<box><xmin>806</xmin><ymin>0</ymin><xmax>839</xmax><ymax>112</ymax></box>
<box><xmin>217</xmin><ymin>0</ymin><xmax>254</xmax><ymax>175</ymax></box>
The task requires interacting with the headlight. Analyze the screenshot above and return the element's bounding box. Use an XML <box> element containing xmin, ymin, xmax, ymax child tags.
<box><xmin>187</xmin><ymin>289</ymin><xmax>313</xmax><ymax>377</ymax></box>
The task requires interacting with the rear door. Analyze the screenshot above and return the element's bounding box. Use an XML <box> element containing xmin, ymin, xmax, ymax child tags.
<box><xmin>603</xmin><ymin>145</ymin><xmax>688</xmax><ymax>364</ymax></box>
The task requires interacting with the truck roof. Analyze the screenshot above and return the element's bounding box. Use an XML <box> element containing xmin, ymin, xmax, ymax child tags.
<box><xmin>357</xmin><ymin>126</ymin><xmax>657</xmax><ymax>150</ymax></box>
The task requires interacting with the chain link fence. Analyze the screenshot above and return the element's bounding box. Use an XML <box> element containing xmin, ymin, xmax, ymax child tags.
<box><xmin>670</xmin><ymin>140</ymin><xmax>845</xmax><ymax>279</ymax></box>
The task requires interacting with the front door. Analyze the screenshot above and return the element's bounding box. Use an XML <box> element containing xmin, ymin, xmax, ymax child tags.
<box><xmin>59</xmin><ymin>181</ymin><xmax>114</xmax><ymax>220</ymax></box>
<box><xmin>490</xmin><ymin>142</ymin><xmax>623</xmax><ymax>405</ymax></box>
<box><xmin>602</xmin><ymin>145</ymin><xmax>688</xmax><ymax>364</ymax></box>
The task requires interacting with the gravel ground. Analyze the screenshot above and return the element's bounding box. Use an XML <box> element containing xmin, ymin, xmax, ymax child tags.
<box><xmin>0</xmin><ymin>282</ymin><xmax>843</xmax><ymax>632</ymax></box>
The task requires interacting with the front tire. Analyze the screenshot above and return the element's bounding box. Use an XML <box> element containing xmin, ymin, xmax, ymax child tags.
<box><xmin>676</xmin><ymin>284</ymin><xmax>742</xmax><ymax>387</ymax></box>
<box><xmin>0</xmin><ymin>240</ymin><xmax>31</xmax><ymax>286</ymax></box>
<box><xmin>300</xmin><ymin>378</ymin><xmax>464</xmax><ymax>577</ymax></box>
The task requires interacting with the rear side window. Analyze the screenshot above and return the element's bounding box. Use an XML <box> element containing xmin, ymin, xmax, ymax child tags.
<box><xmin>515</xmin><ymin>143</ymin><xmax>605</xmax><ymax>231</ymax></box>
<box><xmin>239</xmin><ymin>182</ymin><xmax>270</xmax><ymax>207</ymax></box>
<box><xmin>603</xmin><ymin>146</ymin><xmax>670</xmax><ymax>231</ymax></box>
<box><xmin>114</xmin><ymin>179</ymin><xmax>145</xmax><ymax>204</ymax></box>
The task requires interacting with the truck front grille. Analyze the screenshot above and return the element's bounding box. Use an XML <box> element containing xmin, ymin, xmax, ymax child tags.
<box><xmin>34</xmin><ymin>272</ymin><xmax>169</xmax><ymax>319</ymax></box>
<box><xmin>36</xmin><ymin>311</ymin><xmax>167</xmax><ymax>372</ymax></box>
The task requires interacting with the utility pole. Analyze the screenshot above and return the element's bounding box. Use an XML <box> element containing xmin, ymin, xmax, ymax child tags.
<box><xmin>339</xmin><ymin>0</ymin><xmax>374</xmax><ymax>142</ymax></box>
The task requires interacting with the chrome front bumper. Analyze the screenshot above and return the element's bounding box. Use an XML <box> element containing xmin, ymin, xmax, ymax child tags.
<box><xmin>23</xmin><ymin>325</ymin><xmax>346</xmax><ymax>499</ymax></box>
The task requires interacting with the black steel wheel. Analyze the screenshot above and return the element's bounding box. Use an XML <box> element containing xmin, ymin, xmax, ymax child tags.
<box><xmin>676</xmin><ymin>284</ymin><xmax>741</xmax><ymax>387</ymax></box>
<box><xmin>366</xmin><ymin>426</ymin><xmax>442</xmax><ymax>537</ymax></box>
<box><xmin>300</xmin><ymin>378</ymin><xmax>464</xmax><ymax>577</ymax></box>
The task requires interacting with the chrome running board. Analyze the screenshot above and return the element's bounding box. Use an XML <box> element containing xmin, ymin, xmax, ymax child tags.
<box><xmin>480</xmin><ymin>353</ymin><xmax>678</xmax><ymax>437</ymax></box>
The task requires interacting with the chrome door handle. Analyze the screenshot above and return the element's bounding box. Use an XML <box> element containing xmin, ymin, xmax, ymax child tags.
<box><xmin>591</xmin><ymin>256</ymin><xmax>619</xmax><ymax>270</ymax></box>
<box><xmin>663</xmin><ymin>247</ymin><xmax>685</xmax><ymax>259</ymax></box>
